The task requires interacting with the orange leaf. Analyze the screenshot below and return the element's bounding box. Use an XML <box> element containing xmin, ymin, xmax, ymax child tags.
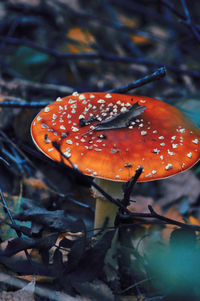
<box><xmin>67</xmin><ymin>27</ymin><xmax>95</xmax><ymax>54</ymax></box>
<box><xmin>189</xmin><ymin>215</ymin><xmax>200</xmax><ymax>226</ymax></box>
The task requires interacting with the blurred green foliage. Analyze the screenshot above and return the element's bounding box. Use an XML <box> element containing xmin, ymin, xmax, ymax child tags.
<box><xmin>145</xmin><ymin>229</ymin><xmax>200</xmax><ymax>300</ymax></box>
<box><xmin>11</xmin><ymin>46</ymin><xmax>50</xmax><ymax>81</ymax></box>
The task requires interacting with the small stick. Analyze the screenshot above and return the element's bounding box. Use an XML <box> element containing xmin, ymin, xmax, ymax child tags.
<box><xmin>122</xmin><ymin>166</ymin><xmax>143</xmax><ymax>206</ymax></box>
<box><xmin>0</xmin><ymin>189</ymin><xmax>17</xmax><ymax>231</ymax></box>
<box><xmin>147</xmin><ymin>205</ymin><xmax>200</xmax><ymax>231</ymax></box>
<box><xmin>180</xmin><ymin>0</ymin><xmax>200</xmax><ymax>42</ymax></box>
<box><xmin>0</xmin><ymin>189</ymin><xmax>33</xmax><ymax>262</ymax></box>
<box><xmin>0</xmin><ymin>98</ymin><xmax>51</xmax><ymax>108</ymax></box>
<box><xmin>108</xmin><ymin>67</ymin><xmax>166</xmax><ymax>93</ymax></box>
<box><xmin>0</xmin><ymin>67</ymin><xmax>165</xmax><ymax>109</ymax></box>
<box><xmin>0</xmin><ymin>35</ymin><xmax>199</xmax><ymax>77</ymax></box>
<box><xmin>0</xmin><ymin>78</ymin><xmax>73</xmax><ymax>95</ymax></box>
<box><xmin>161</xmin><ymin>0</ymin><xmax>187</xmax><ymax>20</ymax></box>
<box><xmin>120</xmin><ymin>205</ymin><xmax>200</xmax><ymax>231</ymax></box>
<box><xmin>161</xmin><ymin>0</ymin><xmax>200</xmax><ymax>36</ymax></box>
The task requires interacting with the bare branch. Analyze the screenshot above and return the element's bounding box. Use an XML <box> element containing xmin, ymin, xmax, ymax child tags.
<box><xmin>0</xmin><ymin>96</ymin><xmax>50</xmax><ymax>108</ymax></box>
<box><xmin>122</xmin><ymin>166</ymin><xmax>143</xmax><ymax>207</ymax></box>
<box><xmin>0</xmin><ymin>68</ymin><xmax>166</xmax><ymax>108</ymax></box>
<box><xmin>147</xmin><ymin>205</ymin><xmax>200</xmax><ymax>231</ymax></box>
<box><xmin>180</xmin><ymin>0</ymin><xmax>200</xmax><ymax>42</ymax></box>
<box><xmin>0</xmin><ymin>36</ymin><xmax>199</xmax><ymax>78</ymax></box>
<box><xmin>0</xmin><ymin>78</ymin><xmax>73</xmax><ymax>95</ymax></box>
<box><xmin>108</xmin><ymin>67</ymin><xmax>166</xmax><ymax>93</ymax></box>
<box><xmin>161</xmin><ymin>0</ymin><xmax>200</xmax><ymax>40</ymax></box>
<box><xmin>0</xmin><ymin>189</ymin><xmax>32</xmax><ymax>262</ymax></box>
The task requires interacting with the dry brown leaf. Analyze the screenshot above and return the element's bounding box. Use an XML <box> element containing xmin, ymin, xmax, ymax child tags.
<box><xmin>23</xmin><ymin>177</ymin><xmax>49</xmax><ymax>191</ymax></box>
<box><xmin>158</xmin><ymin>170</ymin><xmax>200</xmax><ymax>207</ymax></box>
<box><xmin>67</xmin><ymin>27</ymin><xmax>96</xmax><ymax>54</ymax></box>
<box><xmin>164</xmin><ymin>206</ymin><xmax>185</xmax><ymax>223</ymax></box>
<box><xmin>17</xmin><ymin>275</ymin><xmax>54</xmax><ymax>284</ymax></box>
<box><xmin>130</xmin><ymin>35</ymin><xmax>151</xmax><ymax>45</ymax></box>
<box><xmin>118</xmin><ymin>15</ymin><xmax>138</xmax><ymax>28</ymax></box>
<box><xmin>188</xmin><ymin>215</ymin><xmax>200</xmax><ymax>226</ymax></box>
<box><xmin>23</xmin><ymin>172</ymin><xmax>53</xmax><ymax>201</ymax></box>
<box><xmin>127</xmin><ymin>195</ymin><xmax>154</xmax><ymax>213</ymax></box>
<box><xmin>160</xmin><ymin>206</ymin><xmax>185</xmax><ymax>244</ymax></box>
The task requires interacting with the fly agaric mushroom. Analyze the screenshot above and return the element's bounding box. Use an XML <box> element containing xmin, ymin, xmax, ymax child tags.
<box><xmin>31</xmin><ymin>92</ymin><xmax>200</xmax><ymax>231</ymax></box>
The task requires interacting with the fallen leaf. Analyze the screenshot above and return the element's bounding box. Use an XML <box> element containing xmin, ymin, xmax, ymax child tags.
<box><xmin>23</xmin><ymin>177</ymin><xmax>49</xmax><ymax>190</ymax></box>
<box><xmin>188</xmin><ymin>215</ymin><xmax>200</xmax><ymax>226</ymax></box>
<box><xmin>17</xmin><ymin>275</ymin><xmax>54</xmax><ymax>283</ymax></box>
<box><xmin>67</xmin><ymin>27</ymin><xmax>95</xmax><ymax>51</ymax></box>
<box><xmin>158</xmin><ymin>170</ymin><xmax>200</xmax><ymax>207</ymax></box>
<box><xmin>127</xmin><ymin>196</ymin><xmax>154</xmax><ymax>213</ymax></box>
<box><xmin>130</xmin><ymin>35</ymin><xmax>151</xmax><ymax>45</ymax></box>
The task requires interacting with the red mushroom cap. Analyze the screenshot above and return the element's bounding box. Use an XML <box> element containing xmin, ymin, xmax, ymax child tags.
<box><xmin>31</xmin><ymin>92</ymin><xmax>200</xmax><ymax>182</ymax></box>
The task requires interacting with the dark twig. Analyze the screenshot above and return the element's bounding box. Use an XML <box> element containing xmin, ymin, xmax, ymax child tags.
<box><xmin>0</xmin><ymin>17</ymin><xmax>21</xmax><ymax>75</ymax></box>
<box><xmin>91</xmin><ymin>181</ymin><xmax>124</xmax><ymax>209</ymax></box>
<box><xmin>0</xmin><ymin>97</ymin><xmax>51</xmax><ymax>108</ymax></box>
<box><xmin>122</xmin><ymin>166</ymin><xmax>143</xmax><ymax>207</ymax></box>
<box><xmin>180</xmin><ymin>0</ymin><xmax>200</xmax><ymax>42</ymax></box>
<box><xmin>0</xmin><ymin>189</ymin><xmax>33</xmax><ymax>263</ymax></box>
<box><xmin>124</xmin><ymin>205</ymin><xmax>200</xmax><ymax>231</ymax></box>
<box><xmin>164</xmin><ymin>6</ymin><xmax>182</xmax><ymax>67</ymax></box>
<box><xmin>0</xmin><ymin>130</ymin><xmax>34</xmax><ymax>175</ymax></box>
<box><xmin>0</xmin><ymin>67</ymin><xmax>166</xmax><ymax>108</ymax></box>
<box><xmin>0</xmin><ymin>36</ymin><xmax>199</xmax><ymax>77</ymax></box>
<box><xmin>0</xmin><ymin>36</ymin><xmax>66</xmax><ymax>59</ymax></box>
<box><xmin>147</xmin><ymin>205</ymin><xmax>200</xmax><ymax>231</ymax></box>
<box><xmin>118</xmin><ymin>278</ymin><xmax>153</xmax><ymax>294</ymax></box>
<box><xmin>117</xmin><ymin>206</ymin><xmax>200</xmax><ymax>231</ymax></box>
<box><xmin>0</xmin><ymin>189</ymin><xmax>17</xmax><ymax>230</ymax></box>
<box><xmin>160</xmin><ymin>0</ymin><xmax>187</xmax><ymax>20</ymax></box>
<box><xmin>108</xmin><ymin>67</ymin><xmax>166</xmax><ymax>93</ymax></box>
<box><xmin>161</xmin><ymin>0</ymin><xmax>200</xmax><ymax>36</ymax></box>
<box><xmin>0</xmin><ymin>78</ymin><xmax>73</xmax><ymax>95</ymax></box>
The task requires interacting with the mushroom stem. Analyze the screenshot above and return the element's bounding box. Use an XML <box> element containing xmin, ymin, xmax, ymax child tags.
<box><xmin>92</xmin><ymin>178</ymin><xmax>124</xmax><ymax>233</ymax></box>
<box><xmin>94</xmin><ymin>196</ymin><xmax>118</xmax><ymax>231</ymax></box>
